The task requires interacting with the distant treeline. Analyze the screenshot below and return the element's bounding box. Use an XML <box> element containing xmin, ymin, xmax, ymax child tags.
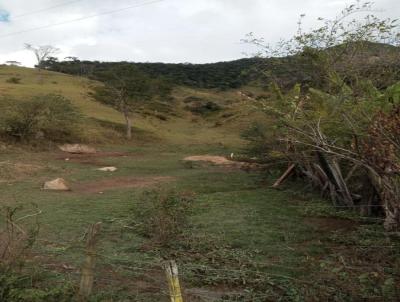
<box><xmin>41</xmin><ymin>57</ymin><xmax>264</xmax><ymax>89</ymax></box>
<box><xmin>42</xmin><ymin>42</ymin><xmax>400</xmax><ymax>90</ymax></box>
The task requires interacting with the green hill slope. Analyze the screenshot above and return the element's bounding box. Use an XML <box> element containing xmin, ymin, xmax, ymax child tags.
<box><xmin>0</xmin><ymin>65</ymin><xmax>267</xmax><ymax>147</ymax></box>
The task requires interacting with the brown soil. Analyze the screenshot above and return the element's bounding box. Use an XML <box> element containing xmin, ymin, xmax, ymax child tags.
<box><xmin>305</xmin><ymin>217</ymin><xmax>358</xmax><ymax>232</ymax></box>
<box><xmin>72</xmin><ymin>176</ymin><xmax>175</xmax><ymax>193</ymax></box>
<box><xmin>183</xmin><ymin>155</ymin><xmax>265</xmax><ymax>172</ymax></box>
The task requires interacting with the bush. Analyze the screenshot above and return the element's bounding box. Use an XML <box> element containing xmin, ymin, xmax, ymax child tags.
<box><xmin>6</xmin><ymin>77</ymin><xmax>21</xmax><ymax>84</ymax></box>
<box><xmin>0</xmin><ymin>206</ymin><xmax>75</xmax><ymax>302</ymax></box>
<box><xmin>241</xmin><ymin>122</ymin><xmax>273</xmax><ymax>159</ymax></box>
<box><xmin>0</xmin><ymin>206</ymin><xmax>39</xmax><ymax>267</ymax></box>
<box><xmin>0</xmin><ymin>271</ymin><xmax>74</xmax><ymax>302</ymax></box>
<box><xmin>0</xmin><ymin>94</ymin><xmax>82</xmax><ymax>143</ymax></box>
<box><xmin>185</xmin><ymin>101</ymin><xmax>222</xmax><ymax>115</ymax></box>
<box><xmin>131</xmin><ymin>189</ymin><xmax>195</xmax><ymax>247</ymax></box>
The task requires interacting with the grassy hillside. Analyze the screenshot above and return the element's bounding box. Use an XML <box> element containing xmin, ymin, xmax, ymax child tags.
<box><xmin>0</xmin><ymin>65</ymin><xmax>122</xmax><ymax>122</ymax></box>
<box><xmin>0</xmin><ymin>65</ymin><xmax>268</xmax><ymax>147</ymax></box>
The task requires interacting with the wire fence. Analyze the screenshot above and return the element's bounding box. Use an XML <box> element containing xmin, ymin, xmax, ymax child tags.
<box><xmin>3</xmin><ymin>203</ymin><xmax>400</xmax><ymax>301</ymax></box>
<box><xmin>29</xmin><ymin>218</ymin><xmax>400</xmax><ymax>302</ymax></box>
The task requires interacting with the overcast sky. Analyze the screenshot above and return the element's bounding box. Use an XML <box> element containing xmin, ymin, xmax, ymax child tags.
<box><xmin>0</xmin><ymin>0</ymin><xmax>398</xmax><ymax>66</ymax></box>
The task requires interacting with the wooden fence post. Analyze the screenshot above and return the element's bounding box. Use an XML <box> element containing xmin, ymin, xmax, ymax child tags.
<box><xmin>164</xmin><ymin>260</ymin><xmax>184</xmax><ymax>302</ymax></box>
<box><xmin>78</xmin><ymin>222</ymin><xmax>102</xmax><ymax>299</ymax></box>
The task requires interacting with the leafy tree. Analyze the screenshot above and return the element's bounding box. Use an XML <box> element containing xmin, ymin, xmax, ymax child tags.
<box><xmin>246</xmin><ymin>1</ymin><xmax>400</xmax><ymax>230</ymax></box>
<box><xmin>90</xmin><ymin>65</ymin><xmax>171</xmax><ymax>139</ymax></box>
<box><xmin>244</xmin><ymin>1</ymin><xmax>400</xmax><ymax>90</ymax></box>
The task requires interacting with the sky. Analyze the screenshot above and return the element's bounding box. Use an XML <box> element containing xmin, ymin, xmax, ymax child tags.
<box><xmin>0</xmin><ymin>0</ymin><xmax>398</xmax><ymax>67</ymax></box>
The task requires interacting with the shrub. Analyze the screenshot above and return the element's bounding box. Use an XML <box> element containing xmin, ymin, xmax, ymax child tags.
<box><xmin>0</xmin><ymin>206</ymin><xmax>75</xmax><ymax>302</ymax></box>
<box><xmin>185</xmin><ymin>101</ymin><xmax>222</xmax><ymax>115</ymax></box>
<box><xmin>0</xmin><ymin>206</ymin><xmax>39</xmax><ymax>267</ymax></box>
<box><xmin>241</xmin><ymin>122</ymin><xmax>273</xmax><ymax>159</ymax></box>
<box><xmin>0</xmin><ymin>94</ymin><xmax>82</xmax><ymax>143</ymax></box>
<box><xmin>6</xmin><ymin>77</ymin><xmax>21</xmax><ymax>84</ymax></box>
<box><xmin>131</xmin><ymin>189</ymin><xmax>195</xmax><ymax>247</ymax></box>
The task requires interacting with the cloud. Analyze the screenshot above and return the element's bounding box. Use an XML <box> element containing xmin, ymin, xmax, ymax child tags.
<box><xmin>0</xmin><ymin>0</ymin><xmax>398</xmax><ymax>67</ymax></box>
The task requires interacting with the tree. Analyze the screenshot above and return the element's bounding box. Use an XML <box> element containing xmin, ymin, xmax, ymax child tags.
<box><xmin>245</xmin><ymin>1</ymin><xmax>400</xmax><ymax>230</ymax></box>
<box><xmin>91</xmin><ymin>65</ymin><xmax>170</xmax><ymax>139</ymax></box>
<box><xmin>5</xmin><ymin>61</ymin><xmax>21</xmax><ymax>66</ymax></box>
<box><xmin>243</xmin><ymin>1</ymin><xmax>400</xmax><ymax>90</ymax></box>
<box><xmin>24</xmin><ymin>44</ymin><xmax>60</xmax><ymax>69</ymax></box>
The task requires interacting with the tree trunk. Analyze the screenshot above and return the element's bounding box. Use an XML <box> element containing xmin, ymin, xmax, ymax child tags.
<box><xmin>368</xmin><ymin>172</ymin><xmax>400</xmax><ymax>231</ymax></box>
<box><xmin>124</xmin><ymin>112</ymin><xmax>132</xmax><ymax>140</ymax></box>
<box><xmin>317</xmin><ymin>152</ymin><xmax>354</xmax><ymax>207</ymax></box>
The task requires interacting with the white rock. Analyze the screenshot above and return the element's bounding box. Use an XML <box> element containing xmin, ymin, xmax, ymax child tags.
<box><xmin>43</xmin><ymin>178</ymin><xmax>70</xmax><ymax>191</ymax></box>
<box><xmin>97</xmin><ymin>167</ymin><xmax>118</xmax><ymax>172</ymax></box>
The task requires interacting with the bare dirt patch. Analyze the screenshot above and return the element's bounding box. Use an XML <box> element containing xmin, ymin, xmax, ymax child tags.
<box><xmin>184</xmin><ymin>155</ymin><xmax>236</xmax><ymax>165</ymax></box>
<box><xmin>183</xmin><ymin>155</ymin><xmax>264</xmax><ymax>171</ymax></box>
<box><xmin>305</xmin><ymin>217</ymin><xmax>358</xmax><ymax>232</ymax></box>
<box><xmin>73</xmin><ymin>176</ymin><xmax>175</xmax><ymax>193</ymax></box>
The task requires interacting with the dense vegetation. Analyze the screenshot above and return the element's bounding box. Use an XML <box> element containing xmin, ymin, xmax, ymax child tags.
<box><xmin>42</xmin><ymin>43</ymin><xmax>400</xmax><ymax>92</ymax></box>
<box><xmin>41</xmin><ymin>57</ymin><xmax>263</xmax><ymax>89</ymax></box>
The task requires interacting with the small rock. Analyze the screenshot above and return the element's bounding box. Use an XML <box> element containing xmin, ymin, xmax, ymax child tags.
<box><xmin>59</xmin><ymin>144</ymin><xmax>96</xmax><ymax>154</ymax></box>
<box><xmin>97</xmin><ymin>167</ymin><xmax>118</xmax><ymax>172</ymax></box>
<box><xmin>43</xmin><ymin>178</ymin><xmax>70</xmax><ymax>191</ymax></box>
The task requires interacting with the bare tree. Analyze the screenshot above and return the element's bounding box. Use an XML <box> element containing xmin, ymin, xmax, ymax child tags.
<box><xmin>24</xmin><ymin>44</ymin><xmax>59</xmax><ymax>69</ymax></box>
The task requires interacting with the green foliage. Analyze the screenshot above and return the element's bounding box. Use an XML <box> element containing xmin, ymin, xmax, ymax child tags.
<box><xmin>91</xmin><ymin>65</ymin><xmax>154</xmax><ymax>110</ymax></box>
<box><xmin>245</xmin><ymin>2</ymin><xmax>400</xmax><ymax>90</ymax></box>
<box><xmin>0</xmin><ymin>270</ymin><xmax>74</xmax><ymax>302</ymax></box>
<box><xmin>184</xmin><ymin>96</ymin><xmax>222</xmax><ymax>115</ymax></box>
<box><xmin>42</xmin><ymin>58</ymin><xmax>262</xmax><ymax>89</ymax></box>
<box><xmin>386</xmin><ymin>82</ymin><xmax>400</xmax><ymax>103</ymax></box>
<box><xmin>0</xmin><ymin>94</ymin><xmax>82</xmax><ymax>142</ymax></box>
<box><xmin>241</xmin><ymin>122</ymin><xmax>271</xmax><ymax>158</ymax></box>
<box><xmin>131</xmin><ymin>189</ymin><xmax>195</xmax><ymax>247</ymax></box>
<box><xmin>6</xmin><ymin>77</ymin><xmax>21</xmax><ymax>84</ymax></box>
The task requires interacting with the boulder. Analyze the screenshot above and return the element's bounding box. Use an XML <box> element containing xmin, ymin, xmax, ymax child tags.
<box><xmin>97</xmin><ymin>167</ymin><xmax>118</xmax><ymax>172</ymax></box>
<box><xmin>43</xmin><ymin>178</ymin><xmax>70</xmax><ymax>191</ymax></box>
<box><xmin>58</xmin><ymin>144</ymin><xmax>96</xmax><ymax>154</ymax></box>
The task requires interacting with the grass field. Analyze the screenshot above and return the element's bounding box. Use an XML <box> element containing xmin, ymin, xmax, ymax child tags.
<box><xmin>1</xmin><ymin>66</ymin><xmax>400</xmax><ymax>301</ymax></box>
<box><xmin>1</xmin><ymin>142</ymin><xmax>400</xmax><ymax>301</ymax></box>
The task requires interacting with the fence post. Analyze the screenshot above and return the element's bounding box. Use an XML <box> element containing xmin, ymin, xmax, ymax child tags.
<box><xmin>164</xmin><ymin>260</ymin><xmax>184</xmax><ymax>302</ymax></box>
<box><xmin>78</xmin><ymin>222</ymin><xmax>102</xmax><ymax>299</ymax></box>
